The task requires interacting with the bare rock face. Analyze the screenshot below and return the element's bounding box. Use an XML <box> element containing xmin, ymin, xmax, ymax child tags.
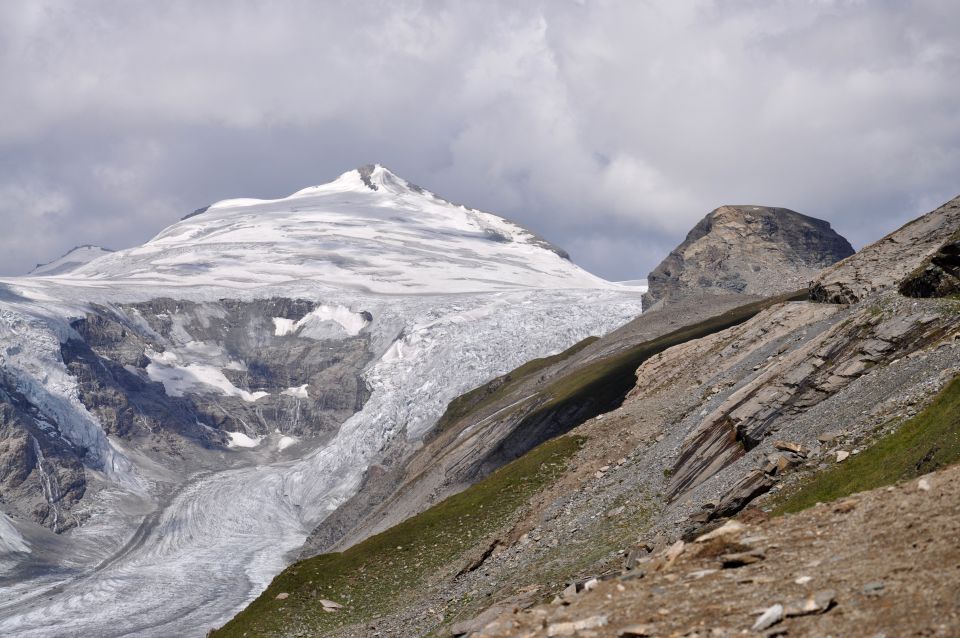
<box><xmin>898</xmin><ymin>228</ymin><xmax>960</xmax><ymax>298</ymax></box>
<box><xmin>643</xmin><ymin>206</ymin><xmax>854</xmax><ymax>307</ymax></box>
<box><xmin>811</xmin><ymin>195</ymin><xmax>960</xmax><ymax>304</ymax></box>
<box><xmin>0</xmin><ymin>383</ymin><xmax>86</xmax><ymax>532</ymax></box>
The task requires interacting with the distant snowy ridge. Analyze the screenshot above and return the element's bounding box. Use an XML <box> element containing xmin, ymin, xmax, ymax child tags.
<box><xmin>28</xmin><ymin>245</ymin><xmax>114</xmax><ymax>276</ymax></box>
<box><xmin>617</xmin><ymin>279</ymin><xmax>649</xmax><ymax>290</ymax></box>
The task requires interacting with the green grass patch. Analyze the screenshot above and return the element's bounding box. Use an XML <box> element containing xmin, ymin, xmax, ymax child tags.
<box><xmin>772</xmin><ymin>373</ymin><xmax>960</xmax><ymax>515</ymax></box>
<box><xmin>211</xmin><ymin>435</ymin><xmax>586</xmax><ymax>638</ymax></box>
<box><xmin>431</xmin><ymin>337</ymin><xmax>600</xmax><ymax>436</ymax></box>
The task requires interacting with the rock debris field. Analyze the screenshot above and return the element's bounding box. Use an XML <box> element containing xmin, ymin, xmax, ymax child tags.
<box><xmin>462</xmin><ymin>463</ymin><xmax>960</xmax><ymax>638</ymax></box>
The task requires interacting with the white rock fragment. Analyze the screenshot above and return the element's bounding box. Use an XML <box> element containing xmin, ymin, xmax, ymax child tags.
<box><xmin>784</xmin><ymin>590</ymin><xmax>835</xmax><ymax>617</ymax></box>
<box><xmin>665</xmin><ymin>540</ymin><xmax>686</xmax><ymax>561</ymax></box>
<box><xmin>688</xmin><ymin>569</ymin><xmax>718</xmax><ymax>579</ymax></box>
<box><xmin>752</xmin><ymin>603</ymin><xmax>784</xmax><ymax>631</ymax></box>
<box><xmin>694</xmin><ymin>520</ymin><xmax>746</xmax><ymax>543</ymax></box>
<box><xmin>548</xmin><ymin>615</ymin><xmax>608</xmax><ymax>636</ymax></box>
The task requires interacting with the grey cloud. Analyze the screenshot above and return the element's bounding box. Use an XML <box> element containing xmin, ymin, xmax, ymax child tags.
<box><xmin>0</xmin><ymin>0</ymin><xmax>958</xmax><ymax>280</ymax></box>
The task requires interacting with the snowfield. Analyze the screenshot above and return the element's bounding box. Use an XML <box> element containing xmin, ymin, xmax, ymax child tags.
<box><xmin>0</xmin><ymin>165</ymin><xmax>645</xmax><ymax>636</ymax></box>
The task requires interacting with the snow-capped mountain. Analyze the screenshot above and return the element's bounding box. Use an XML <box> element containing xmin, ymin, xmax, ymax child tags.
<box><xmin>38</xmin><ymin>165</ymin><xmax>603</xmax><ymax>294</ymax></box>
<box><xmin>0</xmin><ymin>166</ymin><xmax>644</xmax><ymax>637</ymax></box>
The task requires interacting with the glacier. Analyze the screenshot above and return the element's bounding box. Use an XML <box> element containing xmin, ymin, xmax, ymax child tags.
<box><xmin>0</xmin><ymin>165</ymin><xmax>645</xmax><ymax>636</ymax></box>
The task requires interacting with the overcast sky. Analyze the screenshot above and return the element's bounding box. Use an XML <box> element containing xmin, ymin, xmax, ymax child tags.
<box><xmin>1</xmin><ymin>0</ymin><xmax>958</xmax><ymax>280</ymax></box>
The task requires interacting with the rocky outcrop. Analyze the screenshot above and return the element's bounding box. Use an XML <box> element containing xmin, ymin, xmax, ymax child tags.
<box><xmin>643</xmin><ymin>206</ymin><xmax>853</xmax><ymax>307</ymax></box>
<box><xmin>66</xmin><ymin>298</ymin><xmax>372</xmax><ymax>444</ymax></box>
<box><xmin>668</xmin><ymin>298</ymin><xmax>959</xmax><ymax>496</ymax></box>
<box><xmin>811</xmin><ymin>195</ymin><xmax>960</xmax><ymax>304</ymax></box>
<box><xmin>0</xmin><ymin>381</ymin><xmax>86</xmax><ymax>532</ymax></box>
<box><xmin>898</xmin><ymin>229</ymin><xmax>960</xmax><ymax>298</ymax></box>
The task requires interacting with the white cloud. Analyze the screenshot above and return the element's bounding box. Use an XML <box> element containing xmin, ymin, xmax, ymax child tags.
<box><xmin>0</xmin><ymin>0</ymin><xmax>957</xmax><ymax>278</ymax></box>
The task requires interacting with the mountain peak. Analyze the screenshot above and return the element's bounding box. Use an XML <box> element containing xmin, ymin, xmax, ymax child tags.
<box><xmin>281</xmin><ymin>163</ymin><xmax>427</xmax><ymax>200</ymax></box>
<box><xmin>348</xmin><ymin>163</ymin><xmax>426</xmax><ymax>195</ymax></box>
<box><xmin>643</xmin><ymin>205</ymin><xmax>854</xmax><ymax>306</ymax></box>
<box><xmin>66</xmin><ymin>166</ymin><xmax>603</xmax><ymax>295</ymax></box>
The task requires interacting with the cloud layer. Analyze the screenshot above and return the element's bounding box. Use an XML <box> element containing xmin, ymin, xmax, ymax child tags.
<box><xmin>1</xmin><ymin>0</ymin><xmax>958</xmax><ymax>279</ymax></box>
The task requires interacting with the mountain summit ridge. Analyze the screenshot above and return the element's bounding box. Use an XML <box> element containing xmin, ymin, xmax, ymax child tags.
<box><xmin>28</xmin><ymin>244</ymin><xmax>114</xmax><ymax>276</ymax></box>
<box><xmin>35</xmin><ymin>165</ymin><xmax>591</xmax><ymax>295</ymax></box>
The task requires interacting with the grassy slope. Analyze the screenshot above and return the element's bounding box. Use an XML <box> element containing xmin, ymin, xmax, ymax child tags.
<box><xmin>431</xmin><ymin>337</ymin><xmax>600</xmax><ymax>436</ymax></box>
<box><xmin>212</xmin><ymin>435</ymin><xmax>585</xmax><ymax>637</ymax></box>
<box><xmin>773</xmin><ymin>373</ymin><xmax>960</xmax><ymax>515</ymax></box>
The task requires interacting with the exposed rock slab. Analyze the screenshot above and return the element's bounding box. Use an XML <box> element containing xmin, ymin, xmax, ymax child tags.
<box><xmin>668</xmin><ymin>296</ymin><xmax>959</xmax><ymax>497</ymax></box>
<box><xmin>899</xmin><ymin>229</ymin><xmax>960</xmax><ymax>298</ymax></box>
<box><xmin>811</xmin><ymin>195</ymin><xmax>960</xmax><ymax>304</ymax></box>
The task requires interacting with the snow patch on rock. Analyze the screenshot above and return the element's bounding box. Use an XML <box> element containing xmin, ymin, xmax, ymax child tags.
<box><xmin>273</xmin><ymin>305</ymin><xmax>369</xmax><ymax>339</ymax></box>
<box><xmin>145</xmin><ymin>349</ymin><xmax>269</xmax><ymax>402</ymax></box>
<box><xmin>226</xmin><ymin>432</ymin><xmax>263</xmax><ymax>448</ymax></box>
<box><xmin>281</xmin><ymin>384</ymin><xmax>309</xmax><ymax>399</ymax></box>
<box><xmin>277</xmin><ymin>436</ymin><xmax>298</xmax><ymax>451</ymax></box>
